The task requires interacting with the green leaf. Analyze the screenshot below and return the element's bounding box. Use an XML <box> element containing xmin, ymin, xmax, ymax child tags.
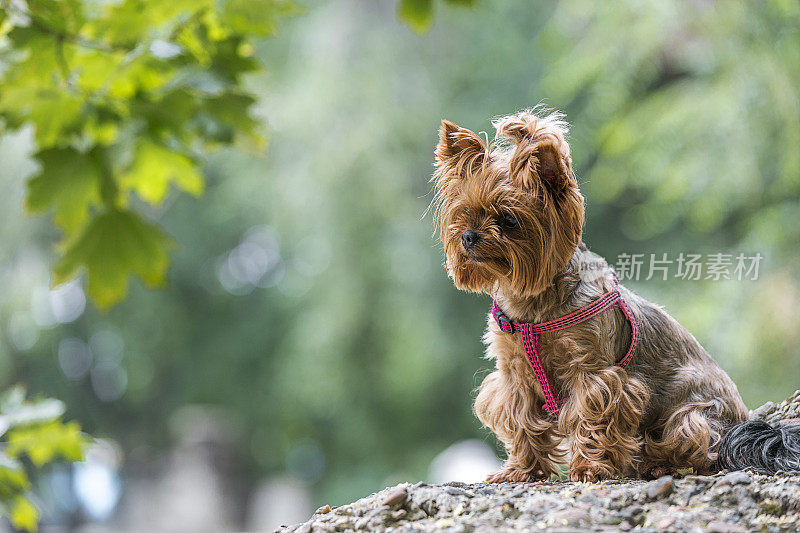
<box><xmin>201</xmin><ymin>92</ymin><xmax>263</xmax><ymax>147</ymax></box>
<box><xmin>0</xmin><ymin>453</ymin><xmax>30</xmax><ymax>498</ymax></box>
<box><xmin>89</xmin><ymin>0</ymin><xmax>211</xmax><ymax>48</ymax></box>
<box><xmin>218</xmin><ymin>0</ymin><xmax>301</xmax><ymax>37</ymax></box>
<box><xmin>132</xmin><ymin>89</ymin><xmax>198</xmax><ymax>141</ymax></box>
<box><xmin>0</xmin><ymin>33</ymin><xmax>81</xmax><ymax>137</ymax></box>
<box><xmin>107</xmin><ymin>55</ymin><xmax>175</xmax><ymax>98</ymax></box>
<box><xmin>27</xmin><ymin>0</ymin><xmax>85</xmax><ymax>35</ymax></box>
<box><xmin>6</xmin><ymin>421</ymin><xmax>85</xmax><ymax>467</ymax></box>
<box><xmin>0</xmin><ymin>86</ymin><xmax>84</xmax><ymax>148</ymax></box>
<box><xmin>207</xmin><ymin>37</ymin><xmax>261</xmax><ymax>82</ymax></box>
<box><xmin>26</xmin><ymin>147</ymin><xmax>102</xmax><ymax>235</ymax></box>
<box><xmin>0</xmin><ymin>388</ymin><xmax>87</xmax><ymax>533</ymax></box>
<box><xmin>10</xmin><ymin>496</ymin><xmax>38</xmax><ymax>533</ymax></box>
<box><xmin>2</xmin><ymin>30</ymin><xmax>65</xmax><ymax>87</ymax></box>
<box><xmin>398</xmin><ymin>0</ymin><xmax>434</xmax><ymax>33</ymax></box>
<box><xmin>176</xmin><ymin>24</ymin><xmax>212</xmax><ymax>66</ymax></box>
<box><xmin>73</xmin><ymin>49</ymin><xmax>127</xmax><ymax>94</ymax></box>
<box><xmin>119</xmin><ymin>140</ymin><xmax>204</xmax><ymax>204</ymax></box>
<box><xmin>54</xmin><ymin>209</ymin><xmax>174</xmax><ymax>308</ymax></box>
<box><xmin>0</xmin><ymin>0</ymin><xmax>297</xmax><ymax>307</ymax></box>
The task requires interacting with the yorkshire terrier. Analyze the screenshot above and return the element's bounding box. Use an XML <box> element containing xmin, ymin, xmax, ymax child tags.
<box><xmin>431</xmin><ymin>108</ymin><xmax>800</xmax><ymax>482</ymax></box>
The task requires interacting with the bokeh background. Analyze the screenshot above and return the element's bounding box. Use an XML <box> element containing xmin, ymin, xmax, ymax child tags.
<box><xmin>1</xmin><ymin>0</ymin><xmax>798</xmax><ymax>530</ymax></box>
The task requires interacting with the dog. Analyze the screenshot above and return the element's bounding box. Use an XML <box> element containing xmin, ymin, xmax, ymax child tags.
<box><xmin>430</xmin><ymin>107</ymin><xmax>800</xmax><ymax>481</ymax></box>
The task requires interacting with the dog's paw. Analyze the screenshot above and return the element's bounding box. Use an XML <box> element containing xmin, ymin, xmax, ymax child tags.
<box><xmin>641</xmin><ymin>465</ymin><xmax>680</xmax><ymax>480</ymax></box>
<box><xmin>485</xmin><ymin>468</ymin><xmax>541</xmax><ymax>483</ymax></box>
<box><xmin>569</xmin><ymin>466</ymin><xmax>613</xmax><ymax>483</ymax></box>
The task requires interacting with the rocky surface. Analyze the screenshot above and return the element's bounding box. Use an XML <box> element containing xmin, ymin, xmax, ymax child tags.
<box><xmin>281</xmin><ymin>472</ymin><xmax>800</xmax><ymax>532</ymax></box>
<box><xmin>751</xmin><ymin>389</ymin><xmax>800</xmax><ymax>425</ymax></box>
<box><xmin>281</xmin><ymin>392</ymin><xmax>800</xmax><ymax>532</ymax></box>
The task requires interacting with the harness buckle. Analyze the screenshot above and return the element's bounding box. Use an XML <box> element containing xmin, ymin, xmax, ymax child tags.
<box><xmin>495</xmin><ymin>311</ymin><xmax>515</xmax><ymax>334</ymax></box>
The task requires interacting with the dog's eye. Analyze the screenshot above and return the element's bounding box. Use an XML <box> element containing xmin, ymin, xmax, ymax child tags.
<box><xmin>499</xmin><ymin>212</ymin><xmax>518</xmax><ymax>230</ymax></box>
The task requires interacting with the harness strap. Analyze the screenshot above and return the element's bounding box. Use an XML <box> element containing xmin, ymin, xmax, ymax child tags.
<box><xmin>491</xmin><ymin>285</ymin><xmax>638</xmax><ymax>417</ymax></box>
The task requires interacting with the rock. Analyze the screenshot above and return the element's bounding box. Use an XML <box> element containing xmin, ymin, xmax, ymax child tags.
<box><xmin>750</xmin><ymin>401</ymin><xmax>775</xmax><ymax>420</ymax></box>
<box><xmin>753</xmin><ymin>389</ymin><xmax>800</xmax><ymax>424</ymax></box>
<box><xmin>706</xmin><ymin>520</ymin><xmax>748</xmax><ymax>533</ymax></box>
<box><xmin>620</xmin><ymin>504</ymin><xmax>646</xmax><ymax>526</ymax></box>
<box><xmin>715</xmin><ymin>471</ymin><xmax>751</xmax><ymax>486</ymax></box>
<box><xmin>380</xmin><ymin>487</ymin><xmax>407</xmax><ymax>508</ymax></box>
<box><xmin>656</xmin><ymin>516</ymin><xmax>675</xmax><ymax>529</ymax></box>
<box><xmin>390</xmin><ymin>508</ymin><xmax>407</xmax><ymax>521</ymax></box>
<box><xmin>645</xmin><ymin>475</ymin><xmax>673</xmax><ymax>499</ymax></box>
<box><xmin>682</xmin><ymin>474</ymin><xmax>717</xmax><ymax>483</ymax></box>
<box><xmin>551</xmin><ymin>507</ymin><xmax>590</xmax><ymax>527</ymax></box>
<box><xmin>443</xmin><ymin>485</ymin><xmax>471</xmax><ymax>497</ymax></box>
<box><xmin>758</xmin><ymin>497</ymin><xmax>784</xmax><ymax>515</ymax></box>
<box><xmin>420</xmin><ymin>499</ymin><xmax>438</xmax><ymax>517</ymax></box>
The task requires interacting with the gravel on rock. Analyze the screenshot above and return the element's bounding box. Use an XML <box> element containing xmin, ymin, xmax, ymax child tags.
<box><xmin>280</xmin><ymin>471</ymin><xmax>800</xmax><ymax>532</ymax></box>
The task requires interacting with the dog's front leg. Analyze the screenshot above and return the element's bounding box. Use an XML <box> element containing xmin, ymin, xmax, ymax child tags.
<box><xmin>562</xmin><ymin>367</ymin><xmax>649</xmax><ymax>482</ymax></box>
<box><xmin>474</xmin><ymin>370</ymin><xmax>563</xmax><ymax>482</ymax></box>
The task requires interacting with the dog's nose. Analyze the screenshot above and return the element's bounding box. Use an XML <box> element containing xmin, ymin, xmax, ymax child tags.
<box><xmin>461</xmin><ymin>230</ymin><xmax>479</xmax><ymax>250</ymax></box>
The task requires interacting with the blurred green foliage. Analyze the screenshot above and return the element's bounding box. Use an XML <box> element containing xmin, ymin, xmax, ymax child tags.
<box><xmin>0</xmin><ymin>0</ymin><xmax>798</xmax><ymax>517</ymax></box>
<box><xmin>397</xmin><ymin>0</ymin><xmax>474</xmax><ymax>33</ymax></box>
<box><xmin>0</xmin><ymin>386</ymin><xmax>88</xmax><ymax>531</ymax></box>
<box><xmin>0</xmin><ymin>0</ymin><xmax>298</xmax><ymax>308</ymax></box>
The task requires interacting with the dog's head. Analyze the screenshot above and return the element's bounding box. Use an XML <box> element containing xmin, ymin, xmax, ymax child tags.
<box><xmin>431</xmin><ymin>108</ymin><xmax>585</xmax><ymax>298</ymax></box>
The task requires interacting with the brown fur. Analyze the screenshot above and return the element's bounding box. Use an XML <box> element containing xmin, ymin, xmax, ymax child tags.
<box><xmin>431</xmin><ymin>108</ymin><xmax>748</xmax><ymax>482</ymax></box>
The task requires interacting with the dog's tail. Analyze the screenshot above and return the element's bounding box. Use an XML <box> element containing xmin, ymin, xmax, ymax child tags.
<box><xmin>717</xmin><ymin>420</ymin><xmax>800</xmax><ymax>473</ymax></box>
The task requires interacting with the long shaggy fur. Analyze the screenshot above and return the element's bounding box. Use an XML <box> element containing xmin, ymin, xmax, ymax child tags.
<box><xmin>717</xmin><ymin>421</ymin><xmax>800</xmax><ymax>473</ymax></box>
<box><xmin>430</xmin><ymin>107</ymin><xmax>798</xmax><ymax>482</ymax></box>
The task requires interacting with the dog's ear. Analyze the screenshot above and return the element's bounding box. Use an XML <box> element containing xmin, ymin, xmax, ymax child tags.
<box><xmin>495</xmin><ymin>110</ymin><xmax>574</xmax><ymax>194</ymax></box>
<box><xmin>435</xmin><ymin>120</ymin><xmax>487</xmax><ymax>176</ymax></box>
<box><xmin>521</xmin><ymin>140</ymin><xmax>572</xmax><ymax>194</ymax></box>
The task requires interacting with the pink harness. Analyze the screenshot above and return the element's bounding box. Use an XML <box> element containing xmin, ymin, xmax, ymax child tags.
<box><xmin>491</xmin><ymin>282</ymin><xmax>638</xmax><ymax>417</ymax></box>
